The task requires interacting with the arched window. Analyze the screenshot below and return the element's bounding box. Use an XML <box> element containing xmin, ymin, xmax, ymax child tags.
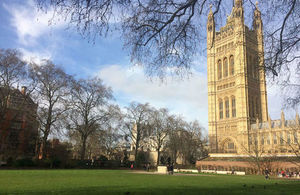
<box><xmin>273</xmin><ymin>132</ymin><xmax>277</xmax><ymax>144</ymax></box>
<box><xmin>252</xmin><ymin>57</ymin><xmax>256</xmax><ymax>78</ymax></box>
<box><xmin>231</xmin><ymin>96</ymin><xmax>236</xmax><ymax>117</ymax></box>
<box><xmin>225</xmin><ymin>98</ymin><xmax>230</xmax><ymax>118</ymax></box>
<box><xmin>248</xmin><ymin>56</ymin><xmax>252</xmax><ymax>77</ymax></box>
<box><xmin>261</xmin><ymin>134</ymin><xmax>264</xmax><ymax>145</ymax></box>
<box><xmin>287</xmin><ymin>131</ymin><xmax>291</xmax><ymax>144</ymax></box>
<box><xmin>229</xmin><ymin>55</ymin><xmax>234</xmax><ymax>75</ymax></box>
<box><xmin>294</xmin><ymin>132</ymin><xmax>298</xmax><ymax>144</ymax></box>
<box><xmin>267</xmin><ymin>134</ymin><xmax>271</xmax><ymax>145</ymax></box>
<box><xmin>218</xmin><ymin>60</ymin><xmax>222</xmax><ymax>79</ymax></box>
<box><xmin>223</xmin><ymin>58</ymin><xmax>228</xmax><ymax>77</ymax></box>
<box><xmin>223</xmin><ymin>138</ymin><xmax>237</xmax><ymax>153</ymax></box>
<box><xmin>219</xmin><ymin>100</ymin><xmax>223</xmax><ymax>119</ymax></box>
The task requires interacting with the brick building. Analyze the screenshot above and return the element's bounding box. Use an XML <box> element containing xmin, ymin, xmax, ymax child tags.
<box><xmin>0</xmin><ymin>86</ymin><xmax>38</xmax><ymax>161</ymax></box>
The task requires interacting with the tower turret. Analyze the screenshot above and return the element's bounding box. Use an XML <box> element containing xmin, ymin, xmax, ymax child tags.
<box><xmin>207</xmin><ymin>5</ymin><xmax>215</xmax><ymax>49</ymax></box>
<box><xmin>233</xmin><ymin>0</ymin><xmax>244</xmax><ymax>24</ymax></box>
<box><xmin>253</xmin><ymin>1</ymin><xmax>268</xmax><ymax>122</ymax></box>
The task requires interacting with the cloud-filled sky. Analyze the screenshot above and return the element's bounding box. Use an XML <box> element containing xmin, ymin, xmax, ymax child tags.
<box><xmin>0</xmin><ymin>0</ymin><xmax>297</xmax><ymax>132</ymax></box>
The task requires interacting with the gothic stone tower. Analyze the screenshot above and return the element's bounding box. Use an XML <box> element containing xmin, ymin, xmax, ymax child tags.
<box><xmin>207</xmin><ymin>0</ymin><xmax>268</xmax><ymax>154</ymax></box>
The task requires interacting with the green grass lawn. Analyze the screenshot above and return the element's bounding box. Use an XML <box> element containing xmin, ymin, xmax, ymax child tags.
<box><xmin>0</xmin><ymin>169</ymin><xmax>299</xmax><ymax>195</ymax></box>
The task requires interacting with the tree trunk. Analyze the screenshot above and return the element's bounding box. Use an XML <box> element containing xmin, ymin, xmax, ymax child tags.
<box><xmin>81</xmin><ymin>137</ymin><xmax>87</xmax><ymax>160</ymax></box>
<box><xmin>134</xmin><ymin>141</ymin><xmax>139</xmax><ymax>163</ymax></box>
<box><xmin>40</xmin><ymin>130</ymin><xmax>49</xmax><ymax>159</ymax></box>
<box><xmin>157</xmin><ymin>147</ymin><xmax>161</xmax><ymax>166</ymax></box>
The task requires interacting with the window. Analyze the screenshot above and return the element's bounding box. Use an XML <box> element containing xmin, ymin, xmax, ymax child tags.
<box><xmin>249</xmin><ymin>135</ymin><xmax>252</xmax><ymax>145</ymax></box>
<box><xmin>267</xmin><ymin>134</ymin><xmax>271</xmax><ymax>145</ymax></box>
<box><xmin>248</xmin><ymin>56</ymin><xmax>252</xmax><ymax>76</ymax></box>
<box><xmin>254</xmin><ymin>134</ymin><xmax>258</xmax><ymax>145</ymax></box>
<box><xmin>231</xmin><ymin>97</ymin><xmax>236</xmax><ymax>117</ymax></box>
<box><xmin>225</xmin><ymin>99</ymin><xmax>229</xmax><ymax>118</ymax></box>
<box><xmin>294</xmin><ymin>132</ymin><xmax>298</xmax><ymax>144</ymax></box>
<box><xmin>280</xmin><ymin>132</ymin><xmax>284</xmax><ymax>145</ymax></box>
<box><xmin>251</xmin><ymin>99</ymin><xmax>254</xmax><ymax>118</ymax></box>
<box><xmin>223</xmin><ymin>58</ymin><xmax>228</xmax><ymax>77</ymax></box>
<box><xmin>254</xmin><ymin>57</ymin><xmax>258</xmax><ymax>78</ymax></box>
<box><xmin>229</xmin><ymin>55</ymin><xmax>234</xmax><ymax>75</ymax></box>
<box><xmin>218</xmin><ymin>60</ymin><xmax>222</xmax><ymax>79</ymax></box>
<box><xmin>261</xmin><ymin>134</ymin><xmax>264</xmax><ymax>145</ymax></box>
<box><xmin>219</xmin><ymin>100</ymin><xmax>223</xmax><ymax>119</ymax></box>
<box><xmin>287</xmin><ymin>132</ymin><xmax>291</xmax><ymax>144</ymax></box>
<box><xmin>273</xmin><ymin>133</ymin><xmax>277</xmax><ymax>144</ymax></box>
<box><xmin>228</xmin><ymin>142</ymin><xmax>234</xmax><ymax>149</ymax></box>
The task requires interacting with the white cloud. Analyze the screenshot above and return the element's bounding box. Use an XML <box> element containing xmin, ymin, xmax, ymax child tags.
<box><xmin>19</xmin><ymin>48</ymin><xmax>52</xmax><ymax>64</ymax></box>
<box><xmin>98</xmin><ymin>65</ymin><xmax>209</xmax><ymax>129</ymax></box>
<box><xmin>97</xmin><ymin>63</ymin><xmax>299</xmax><ymax>132</ymax></box>
<box><xmin>4</xmin><ymin>0</ymin><xmax>66</xmax><ymax>46</ymax></box>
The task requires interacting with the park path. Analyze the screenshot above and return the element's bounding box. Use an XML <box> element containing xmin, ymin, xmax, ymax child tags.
<box><xmin>128</xmin><ymin>170</ymin><xmax>214</xmax><ymax>176</ymax></box>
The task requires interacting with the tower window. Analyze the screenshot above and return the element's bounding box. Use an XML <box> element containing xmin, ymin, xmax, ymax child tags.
<box><xmin>223</xmin><ymin>58</ymin><xmax>228</xmax><ymax>77</ymax></box>
<box><xmin>273</xmin><ymin>133</ymin><xmax>277</xmax><ymax>144</ymax></box>
<box><xmin>225</xmin><ymin>99</ymin><xmax>229</xmax><ymax>118</ymax></box>
<box><xmin>219</xmin><ymin>100</ymin><xmax>223</xmax><ymax>119</ymax></box>
<box><xmin>287</xmin><ymin>131</ymin><xmax>291</xmax><ymax>144</ymax></box>
<box><xmin>218</xmin><ymin>60</ymin><xmax>222</xmax><ymax>79</ymax></box>
<box><xmin>261</xmin><ymin>134</ymin><xmax>264</xmax><ymax>145</ymax></box>
<box><xmin>248</xmin><ymin>56</ymin><xmax>252</xmax><ymax>77</ymax></box>
<box><xmin>294</xmin><ymin>132</ymin><xmax>298</xmax><ymax>144</ymax></box>
<box><xmin>231</xmin><ymin>97</ymin><xmax>236</xmax><ymax>117</ymax></box>
<box><xmin>249</xmin><ymin>135</ymin><xmax>252</xmax><ymax>145</ymax></box>
<box><xmin>229</xmin><ymin>55</ymin><xmax>234</xmax><ymax>75</ymax></box>
<box><xmin>280</xmin><ymin>132</ymin><xmax>284</xmax><ymax>145</ymax></box>
<box><xmin>267</xmin><ymin>134</ymin><xmax>271</xmax><ymax>145</ymax></box>
<box><xmin>251</xmin><ymin>99</ymin><xmax>254</xmax><ymax>118</ymax></box>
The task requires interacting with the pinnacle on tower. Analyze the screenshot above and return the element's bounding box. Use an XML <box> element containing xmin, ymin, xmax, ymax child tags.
<box><xmin>235</xmin><ymin>0</ymin><xmax>242</xmax><ymax>7</ymax></box>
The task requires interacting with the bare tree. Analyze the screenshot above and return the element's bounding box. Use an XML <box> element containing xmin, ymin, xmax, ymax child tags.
<box><xmin>66</xmin><ymin>77</ymin><xmax>113</xmax><ymax>160</ymax></box>
<box><xmin>29</xmin><ymin>61</ymin><xmax>73</xmax><ymax>159</ymax></box>
<box><xmin>0</xmin><ymin>49</ymin><xmax>27</xmax><ymax>122</ymax></box>
<box><xmin>165</xmin><ymin>118</ymin><xmax>207</xmax><ymax>165</ymax></box>
<box><xmin>165</xmin><ymin>115</ymin><xmax>186</xmax><ymax>164</ymax></box>
<box><xmin>98</xmin><ymin>105</ymin><xmax>125</xmax><ymax>160</ymax></box>
<box><xmin>148</xmin><ymin>108</ymin><xmax>171</xmax><ymax>166</ymax></box>
<box><xmin>0</xmin><ymin>49</ymin><xmax>38</xmax><ymax>160</ymax></box>
<box><xmin>124</xmin><ymin>102</ymin><xmax>151</xmax><ymax>163</ymax></box>
<box><xmin>36</xmin><ymin>0</ymin><xmax>300</xmax><ymax>79</ymax></box>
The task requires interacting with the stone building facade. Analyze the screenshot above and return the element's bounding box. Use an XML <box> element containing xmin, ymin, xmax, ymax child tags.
<box><xmin>207</xmin><ymin>0</ymin><xmax>300</xmax><ymax>157</ymax></box>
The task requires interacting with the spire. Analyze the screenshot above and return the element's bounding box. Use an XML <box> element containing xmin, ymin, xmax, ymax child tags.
<box><xmin>296</xmin><ymin>112</ymin><xmax>299</xmax><ymax>125</ymax></box>
<box><xmin>208</xmin><ymin>4</ymin><xmax>213</xmax><ymax>17</ymax></box>
<box><xmin>207</xmin><ymin>4</ymin><xmax>215</xmax><ymax>33</ymax></box>
<box><xmin>253</xmin><ymin>1</ymin><xmax>262</xmax><ymax>31</ymax></box>
<box><xmin>281</xmin><ymin>110</ymin><xmax>285</xmax><ymax>128</ymax></box>
<box><xmin>207</xmin><ymin>4</ymin><xmax>215</xmax><ymax>47</ymax></box>
<box><xmin>235</xmin><ymin>0</ymin><xmax>242</xmax><ymax>8</ymax></box>
<box><xmin>268</xmin><ymin>114</ymin><xmax>272</xmax><ymax>129</ymax></box>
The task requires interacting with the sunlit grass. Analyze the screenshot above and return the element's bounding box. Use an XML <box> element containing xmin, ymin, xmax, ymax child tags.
<box><xmin>0</xmin><ymin>169</ymin><xmax>299</xmax><ymax>194</ymax></box>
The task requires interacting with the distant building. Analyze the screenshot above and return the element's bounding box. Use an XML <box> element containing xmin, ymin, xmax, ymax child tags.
<box><xmin>0</xmin><ymin>86</ymin><xmax>38</xmax><ymax>160</ymax></box>
<box><xmin>206</xmin><ymin>0</ymin><xmax>300</xmax><ymax>157</ymax></box>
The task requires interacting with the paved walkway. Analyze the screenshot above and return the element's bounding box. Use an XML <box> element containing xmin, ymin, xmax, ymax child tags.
<box><xmin>128</xmin><ymin>170</ymin><xmax>214</xmax><ymax>176</ymax></box>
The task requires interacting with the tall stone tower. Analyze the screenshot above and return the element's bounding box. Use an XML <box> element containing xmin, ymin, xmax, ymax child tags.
<box><xmin>207</xmin><ymin>0</ymin><xmax>268</xmax><ymax>154</ymax></box>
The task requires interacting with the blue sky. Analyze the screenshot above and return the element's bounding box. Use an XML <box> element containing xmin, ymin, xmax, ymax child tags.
<box><xmin>0</xmin><ymin>0</ymin><xmax>296</xmax><ymax>132</ymax></box>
